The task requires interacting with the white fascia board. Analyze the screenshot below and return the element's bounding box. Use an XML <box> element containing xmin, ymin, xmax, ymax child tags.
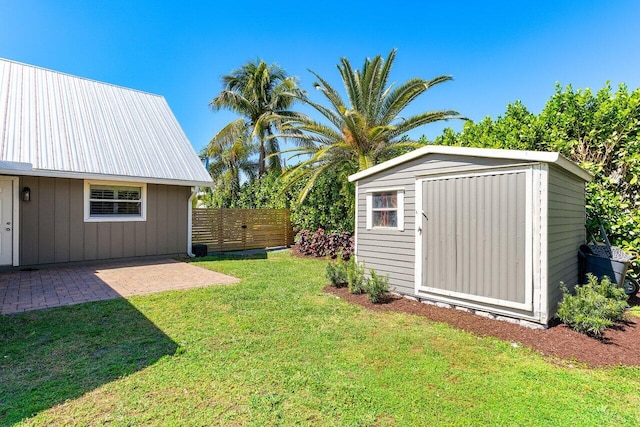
<box><xmin>0</xmin><ymin>161</ymin><xmax>33</xmax><ymax>172</ymax></box>
<box><xmin>348</xmin><ymin>145</ymin><xmax>593</xmax><ymax>183</ymax></box>
<box><xmin>0</xmin><ymin>168</ymin><xmax>214</xmax><ymax>187</ymax></box>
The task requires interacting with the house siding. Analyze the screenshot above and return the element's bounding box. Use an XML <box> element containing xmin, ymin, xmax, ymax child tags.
<box><xmin>546</xmin><ymin>165</ymin><xmax>586</xmax><ymax>317</ymax></box>
<box><xmin>19</xmin><ymin>176</ymin><xmax>190</xmax><ymax>265</ymax></box>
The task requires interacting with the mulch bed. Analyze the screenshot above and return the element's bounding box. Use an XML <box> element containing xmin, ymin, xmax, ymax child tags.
<box><xmin>324</xmin><ymin>285</ymin><xmax>640</xmax><ymax>368</ymax></box>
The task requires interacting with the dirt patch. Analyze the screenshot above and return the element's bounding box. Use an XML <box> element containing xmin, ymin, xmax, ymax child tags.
<box><xmin>290</xmin><ymin>247</ymin><xmax>319</xmax><ymax>260</ymax></box>
<box><xmin>290</xmin><ymin>246</ymin><xmax>346</xmax><ymax>261</ymax></box>
<box><xmin>324</xmin><ymin>285</ymin><xmax>640</xmax><ymax>368</ymax></box>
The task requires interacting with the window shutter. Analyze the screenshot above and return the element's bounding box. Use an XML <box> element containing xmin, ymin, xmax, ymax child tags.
<box><xmin>366</xmin><ymin>193</ymin><xmax>372</xmax><ymax>230</ymax></box>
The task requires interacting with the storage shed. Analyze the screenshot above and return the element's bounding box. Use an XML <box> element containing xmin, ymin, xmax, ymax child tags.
<box><xmin>349</xmin><ymin>145</ymin><xmax>593</xmax><ymax>326</ymax></box>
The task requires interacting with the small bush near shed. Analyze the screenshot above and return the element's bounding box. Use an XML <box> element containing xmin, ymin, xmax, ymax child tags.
<box><xmin>556</xmin><ymin>274</ymin><xmax>628</xmax><ymax>336</ymax></box>
<box><xmin>364</xmin><ymin>269</ymin><xmax>390</xmax><ymax>303</ymax></box>
<box><xmin>347</xmin><ymin>258</ymin><xmax>366</xmax><ymax>295</ymax></box>
<box><xmin>326</xmin><ymin>257</ymin><xmax>348</xmax><ymax>287</ymax></box>
<box><xmin>294</xmin><ymin>229</ymin><xmax>354</xmax><ymax>259</ymax></box>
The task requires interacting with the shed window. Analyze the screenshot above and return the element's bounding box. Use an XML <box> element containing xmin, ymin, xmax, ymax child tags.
<box><xmin>84</xmin><ymin>181</ymin><xmax>147</xmax><ymax>222</ymax></box>
<box><xmin>366</xmin><ymin>189</ymin><xmax>404</xmax><ymax>231</ymax></box>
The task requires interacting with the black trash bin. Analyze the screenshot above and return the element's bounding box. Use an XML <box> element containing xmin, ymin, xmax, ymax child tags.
<box><xmin>192</xmin><ymin>244</ymin><xmax>208</xmax><ymax>258</ymax></box>
<box><xmin>578</xmin><ymin>244</ymin><xmax>630</xmax><ymax>287</ymax></box>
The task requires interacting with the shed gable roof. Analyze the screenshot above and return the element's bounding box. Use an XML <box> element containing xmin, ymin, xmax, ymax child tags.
<box><xmin>0</xmin><ymin>58</ymin><xmax>212</xmax><ymax>186</ymax></box>
<box><xmin>348</xmin><ymin>145</ymin><xmax>593</xmax><ymax>183</ymax></box>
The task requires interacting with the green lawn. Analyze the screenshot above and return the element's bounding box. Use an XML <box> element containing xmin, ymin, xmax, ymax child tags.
<box><xmin>2</xmin><ymin>251</ymin><xmax>639</xmax><ymax>426</ymax></box>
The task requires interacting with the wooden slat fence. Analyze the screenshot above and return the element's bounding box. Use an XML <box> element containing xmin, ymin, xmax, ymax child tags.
<box><xmin>192</xmin><ymin>208</ymin><xmax>294</xmax><ymax>252</ymax></box>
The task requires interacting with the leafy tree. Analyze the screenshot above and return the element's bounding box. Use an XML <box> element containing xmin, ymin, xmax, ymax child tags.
<box><xmin>281</xmin><ymin>49</ymin><xmax>464</xmax><ymax>200</ymax></box>
<box><xmin>208</xmin><ymin>60</ymin><xmax>303</xmax><ymax>177</ymax></box>
<box><xmin>200</xmin><ymin>170</ymin><xmax>287</xmax><ymax>209</ymax></box>
<box><xmin>234</xmin><ymin>171</ymin><xmax>290</xmax><ymax>209</ymax></box>
<box><xmin>434</xmin><ymin>101</ymin><xmax>545</xmax><ymax>151</ymax></box>
<box><xmin>429</xmin><ymin>83</ymin><xmax>640</xmax><ymax>265</ymax></box>
<box><xmin>289</xmin><ymin>167</ymin><xmax>355</xmax><ymax>232</ymax></box>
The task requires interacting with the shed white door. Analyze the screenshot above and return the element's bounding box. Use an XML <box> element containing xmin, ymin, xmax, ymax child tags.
<box><xmin>419</xmin><ymin>169</ymin><xmax>533</xmax><ymax>311</ymax></box>
<box><xmin>0</xmin><ymin>179</ymin><xmax>14</xmax><ymax>265</ymax></box>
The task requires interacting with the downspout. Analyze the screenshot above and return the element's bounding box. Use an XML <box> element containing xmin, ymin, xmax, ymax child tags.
<box><xmin>187</xmin><ymin>186</ymin><xmax>198</xmax><ymax>257</ymax></box>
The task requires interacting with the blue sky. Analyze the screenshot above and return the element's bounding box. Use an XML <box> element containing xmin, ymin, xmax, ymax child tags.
<box><xmin>1</xmin><ymin>1</ymin><xmax>639</xmax><ymax>158</ymax></box>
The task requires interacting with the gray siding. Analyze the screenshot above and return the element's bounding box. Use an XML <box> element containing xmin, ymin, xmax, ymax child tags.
<box><xmin>421</xmin><ymin>171</ymin><xmax>527</xmax><ymax>304</ymax></box>
<box><xmin>546</xmin><ymin>165</ymin><xmax>586</xmax><ymax>317</ymax></box>
<box><xmin>19</xmin><ymin>176</ymin><xmax>190</xmax><ymax>266</ymax></box>
<box><xmin>357</xmin><ymin>154</ymin><xmax>529</xmax><ymax>295</ymax></box>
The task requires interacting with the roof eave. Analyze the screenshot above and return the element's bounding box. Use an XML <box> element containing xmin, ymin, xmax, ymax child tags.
<box><xmin>348</xmin><ymin>145</ymin><xmax>593</xmax><ymax>183</ymax></box>
<box><xmin>0</xmin><ymin>167</ymin><xmax>214</xmax><ymax>187</ymax></box>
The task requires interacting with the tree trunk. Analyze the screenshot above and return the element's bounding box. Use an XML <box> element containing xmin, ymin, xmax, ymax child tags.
<box><xmin>258</xmin><ymin>138</ymin><xmax>266</xmax><ymax>177</ymax></box>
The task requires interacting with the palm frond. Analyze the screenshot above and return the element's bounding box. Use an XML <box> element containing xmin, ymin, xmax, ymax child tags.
<box><xmin>389</xmin><ymin>110</ymin><xmax>462</xmax><ymax>138</ymax></box>
<box><xmin>209</xmin><ymin>90</ymin><xmax>255</xmax><ymax>117</ymax></box>
<box><xmin>206</xmin><ymin>118</ymin><xmax>249</xmax><ymax>155</ymax></box>
<box><xmin>378</xmin><ymin>76</ymin><xmax>453</xmax><ymax>125</ymax></box>
<box><xmin>309</xmin><ymin>69</ymin><xmax>346</xmax><ymax>113</ymax></box>
<box><xmin>338</xmin><ymin>56</ymin><xmax>362</xmax><ymax>113</ymax></box>
<box><xmin>371</xmin><ymin>49</ymin><xmax>397</xmax><ymax>119</ymax></box>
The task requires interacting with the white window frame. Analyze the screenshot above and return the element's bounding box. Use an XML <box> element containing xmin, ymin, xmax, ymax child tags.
<box><xmin>84</xmin><ymin>180</ymin><xmax>147</xmax><ymax>222</ymax></box>
<box><xmin>365</xmin><ymin>187</ymin><xmax>404</xmax><ymax>231</ymax></box>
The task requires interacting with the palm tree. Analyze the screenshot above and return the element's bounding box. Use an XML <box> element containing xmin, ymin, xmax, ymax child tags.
<box><xmin>280</xmin><ymin>49</ymin><xmax>464</xmax><ymax>199</ymax></box>
<box><xmin>202</xmin><ymin>118</ymin><xmax>258</xmax><ymax>203</ymax></box>
<box><xmin>208</xmin><ymin>60</ymin><xmax>303</xmax><ymax>176</ymax></box>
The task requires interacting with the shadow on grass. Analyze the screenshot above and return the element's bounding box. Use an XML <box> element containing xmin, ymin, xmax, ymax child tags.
<box><xmin>0</xmin><ymin>298</ymin><xmax>177</xmax><ymax>425</ymax></box>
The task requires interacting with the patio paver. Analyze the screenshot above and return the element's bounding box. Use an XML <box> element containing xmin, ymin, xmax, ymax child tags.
<box><xmin>0</xmin><ymin>258</ymin><xmax>239</xmax><ymax>314</ymax></box>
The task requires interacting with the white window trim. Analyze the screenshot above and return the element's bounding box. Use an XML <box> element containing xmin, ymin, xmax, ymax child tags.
<box><xmin>84</xmin><ymin>180</ymin><xmax>147</xmax><ymax>222</ymax></box>
<box><xmin>365</xmin><ymin>187</ymin><xmax>404</xmax><ymax>231</ymax></box>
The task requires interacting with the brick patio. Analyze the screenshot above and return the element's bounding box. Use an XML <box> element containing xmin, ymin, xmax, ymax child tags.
<box><xmin>0</xmin><ymin>258</ymin><xmax>239</xmax><ymax>314</ymax></box>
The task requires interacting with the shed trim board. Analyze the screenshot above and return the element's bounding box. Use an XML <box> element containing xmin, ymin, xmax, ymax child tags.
<box><xmin>354</xmin><ymin>181</ymin><xmax>359</xmax><ymax>262</ymax></box>
<box><xmin>414</xmin><ymin>166</ymin><xmax>536</xmax><ymax>313</ymax></box>
<box><xmin>537</xmin><ymin>164</ymin><xmax>550</xmax><ymax>323</ymax></box>
<box><xmin>348</xmin><ymin>145</ymin><xmax>593</xmax><ymax>183</ymax></box>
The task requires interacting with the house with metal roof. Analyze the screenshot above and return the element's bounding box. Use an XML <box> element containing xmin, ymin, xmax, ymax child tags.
<box><xmin>349</xmin><ymin>145</ymin><xmax>593</xmax><ymax>326</ymax></box>
<box><xmin>0</xmin><ymin>58</ymin><xmax>213</xmax><ymax>267</ymax></box>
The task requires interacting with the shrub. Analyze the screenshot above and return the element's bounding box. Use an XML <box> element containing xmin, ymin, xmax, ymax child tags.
<box><xmin>294</xmin><ymin>229</ymin><xmax>354</xmax><ymax>259</ymax></box>
<box><xmin>364</xmin><ymin>269</ymin><xmax>389</xmax><ymax>303</ymax></box>
<box><xmin>556</xmin><ymin>274</ymin><xmax>628</xmax><ymax>336</ymax></box>
<box><xmin>346</xmin><ymin>258</ymin><xmax>365</xmax><ymax>295</ymax></box>
<box><xmin>289</xmin><ymin>167</ymin><xmax>355</xmax><ymax>233</ymax></box>
<box><xmin>326</xmin><ymin>257</ymin><xmax>348</xmax><ymax>287</ymax></box>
